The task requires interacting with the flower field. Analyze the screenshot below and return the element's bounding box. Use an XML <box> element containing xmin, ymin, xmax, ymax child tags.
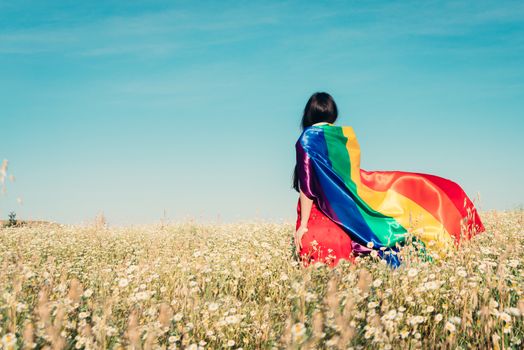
<box><xmin>0</xmin><ymin>210</ymin><xmax>522</xmax><ymax>349</ymax></box>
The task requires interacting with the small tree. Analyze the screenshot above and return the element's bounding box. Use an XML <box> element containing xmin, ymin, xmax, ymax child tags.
<box><xmin>7</xmin><ymin>211</ymin><xmax>17</xmax><ymax>227</ymax></box>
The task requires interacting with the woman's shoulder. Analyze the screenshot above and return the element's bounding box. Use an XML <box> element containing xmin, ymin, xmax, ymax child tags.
<box><xmin>303</xmin><ymin>124</ymin><xmax>356</xmax><ymax>137</ymax></box>
<box><xmin>297</xmin><ymin>126</ymin><xmax>321</xmax><ymax>143</ymax></box>
<box><xmin>297</xmin><ymin>124</ymin><xmax>356</xmax><ymax>141</ymax></box>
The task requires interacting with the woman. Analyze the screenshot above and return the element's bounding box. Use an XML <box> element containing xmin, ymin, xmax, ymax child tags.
<box><xmin>293</xmin><ymin>93</ymin><xmax>356</xmax><ymax>267</ymax></box>
<box><xmin>293</xmin><ymin>92</ymin><xmax>484</xmax><ymax>268</ymax></box>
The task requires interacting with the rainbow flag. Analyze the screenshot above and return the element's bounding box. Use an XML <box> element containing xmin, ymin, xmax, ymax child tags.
<box><xmin>296</xmin><ymin>123</ymin><xmax>484</xmax><ymax>266</ymax></box>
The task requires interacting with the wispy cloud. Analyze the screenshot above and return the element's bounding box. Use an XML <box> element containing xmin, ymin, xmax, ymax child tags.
<box><xmin>1</xmin><ymin>0</ymin><xmax>523</xmax><ymax>60</ymax></box>
<box><xmin>0</xmin><ymin>3</ymin><xmax>285</xmax><ymax>57</ymax></box>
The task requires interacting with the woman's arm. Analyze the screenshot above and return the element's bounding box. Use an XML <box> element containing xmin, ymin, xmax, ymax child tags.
<box><xmin>295</xmin><ymin>190</ymin><xmax>313</xmax><ymax>253</ymax></box>
<box><xmin>299</xmin><ymin>190</ymin><xmax>313</xmax><ymax>228</ymax></box>
<box><xmin>295</xmin><ymin>137</ymin><xmax>315</xmax><ymax>254</ymax></box>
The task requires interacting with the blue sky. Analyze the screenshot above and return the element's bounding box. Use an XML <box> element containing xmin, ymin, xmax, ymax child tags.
<box><xmin>1</xmin><ymin>0</ymin><xmax>523</xmax><ymax>225</ymax></box>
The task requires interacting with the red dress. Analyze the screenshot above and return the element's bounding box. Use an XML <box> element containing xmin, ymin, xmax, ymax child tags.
<box><xmin>296</xmin><ymin>199</ymin><xmax>354</xmax><ymax>267</ymax></box>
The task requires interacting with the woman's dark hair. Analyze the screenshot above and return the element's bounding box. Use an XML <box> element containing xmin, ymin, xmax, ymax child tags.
<box><xmin>292</xmin><ymin>92</ymin><xmax>338</xmax><ymax>192</ymax></box>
